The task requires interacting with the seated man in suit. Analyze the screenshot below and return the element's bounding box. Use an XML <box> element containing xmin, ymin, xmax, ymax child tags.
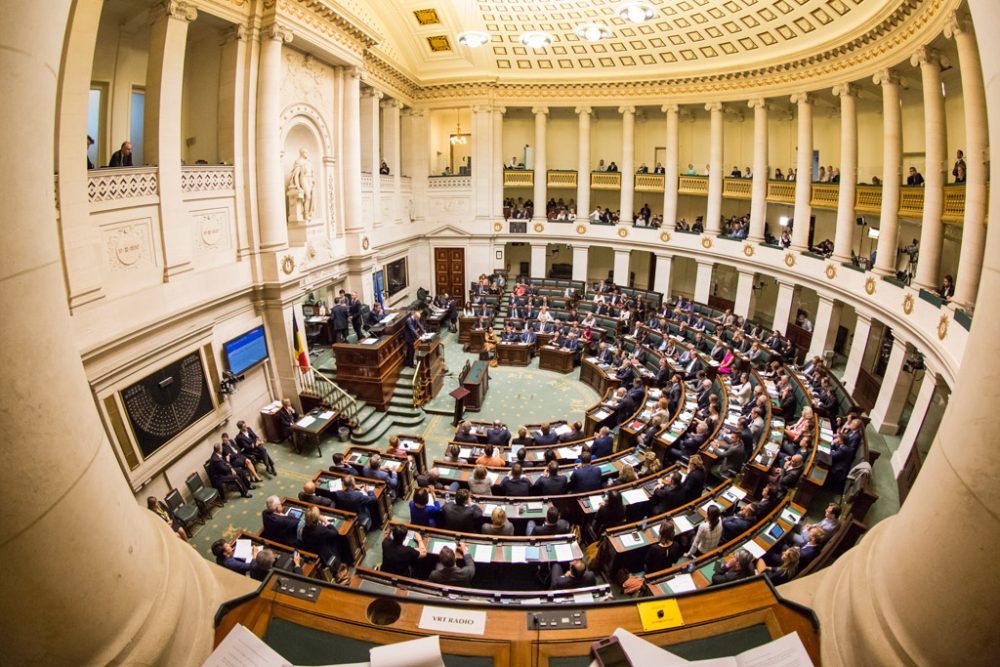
<box><xmin>454</xmin><ymin>421</ymin><xmax>480</xmax><ymax>443</ymax></box>
<box><xmin>277</xmin><ymin>398</ymin><xmax>299</xmax><ymax>442</ymax></box>
<box><xmin>776</xmin><ymin>454</ymin><xmax>805</xmax><ymax>491</ymax></box>
<box><xmin>558</xmin><ymin>420</ymin><xmax>583</xmax><ymax>443</ymax></box>
<box><xmin>520</xmin><ymin>324</ymin><xmax>537</xmax><ymax>346</ymax></box>
<box><xmin>627</xmin><ymin>378</ymin><xmax>645</xmax><ymax>404</ymax></box>
<box><xmin>498</xmin><ymin>463</ymin><xmax>532</xmax><ymax>496</ymax></box>
<box><xmin>568</xmin><ymin>452</ymin><xmax>603</xmax><ymax>493</ymax></box>
<box><xmin>550</xmin><ymin>559</ymin><xmax>597</xmax><ymax>590</ymax></box>
<box><xmin>429</xmin><ymin>544</ymin><xmax>476</xmax><ymax>586</ymax></box>
<box><xmin>486</xmin><ymin>420</ymin><xmax>511</xmax><ymax>447</ymax></box>
<box><xmin>249</xmin><ymin>548</ymin><xmax>302</xmax><ymax>582</ymax></box>
<box><xmin>615</xmin><ymin>359</ymin><xmax>636</xmax><ymax>384</ymax></box>
<box><xmin>362</xmin><ymin>455</ymin><xmax>399</xmax><ymax>498</ymax></box>
<box><xmin>797</xmin><ymin>527</ymin><xmax>828</xmax><ymax>569</ymax></box>
<box><xmin>332</xmin><ymin>476</ymin><xmax>378</xmax><ymax>529</ymax></box>
<box><xmin>531</xmin><ymin>461</ymin><xmax>569</xmax><ymax>496</ymax></box>
<box><xmin>615</xmin><ymin>388</ymin><xmax>639</xmax><ymax>425</ymax></box>
<box><xmin>261</xmin><ymin>496</ymin><xmax>299</xmax><ymax>546</ymax></box>
<box><xmin>667</xmin><ymin>422</ymin><xmax>709</xmax><ymax>463</ymax></box>
<box><xmin>681</xmin><ymin>346</ymin><xmax>705</xmax><ymax>380</ymax></box>
<box><xmin>595</xmin><ymin>342</ymin><xmax>615</xmax><ymax>365</ymax></box>
<box><xmin>500</xmin><ymin>324</ymin><xmax>519</xmax><ymax>343</ymax></box>
<box><xmin>299</xmin><ymin>481</ymin><xmax>334</xmax><ymax>507</ymax></box>
<box><xmin>533</xmin><ymin>423</ymin><xmax>559</xmax><ymax>446</ymax></box>
<box><xmin>235</xmin><ymin>420</ymin><xmax>276</xmax><ymax>477</ymax></box>
<box><xmin>439</xmin><ymin>489</ymin><xmax>484</xmax><ymax>533</ymax></box>
<box><xmin>721</xmin><ymin>503</ymin><xmax>758</xmax><ymax>543</ymax></box>
<box><xmin>329</xmin><ymin>452</ymin><xmax>356</xmax><ymax>475</ymax></box>
<box><xmin>300</xmin><ymin>506</ymin><xmax>350</xmax><ymax>566</ymax></box>
<box><xmin>212</xmin><ymin>539</ymin><xmax>257</xmax><ymax>575</ymax></box>
<box><xmin>221</xmin><ymin>433</ymin><xmax>261</xmax><ymax>485</ymax></box>
<box><xmin>653</xmin><ymin>357</ymin><xmax>671</xmax><ymax>387</ymax></box>
<box><xmin>696</xmin><ymin>378</ymin><xmax>713</xmax><ymax>412</ymax></box>
<box><xmin>208</xmin><ymin>442</ymin><xmax>252</xmax><ymax>499</ymax></box>
<box><xmin>650</xmin><ymin>471</ymin><xmax>685</xmax><ymax>515</ymax></box>
<box><xmin>562</xmin><ymin>332</ymin><xmax>580</xmax><ymax>351</ymax></box>
<box><xmin>590</xmin><ymin>427</ymin><xmax>614</xmax><ymax>459</ymax></box>
<box><xmin>527</xmin><ymin>505</ymin><xmax>572</xmax><ymax>537</ymax></box>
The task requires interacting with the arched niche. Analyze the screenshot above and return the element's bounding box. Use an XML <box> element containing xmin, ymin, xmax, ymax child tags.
<box><xmin>280</xmin><ymin>103</ymin><xmax>335</xmax><ymax>244</ymax></box>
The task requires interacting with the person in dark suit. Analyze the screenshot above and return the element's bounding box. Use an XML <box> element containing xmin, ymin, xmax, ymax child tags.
<box><xmin>668</xmin><ymin>422</ymin><xmax>708</xmax><ymax>463</ymax></box>
<box><xmin>221</xmin><ymin>433</ymin><xmax>261</xmax><ymax>484</ymax></box>
<box><xmin>348</xmin><ymin>292</ymin><xmax>364</xmax><ymax>340</ymax></box>
<box><xmin>680</xmin><ymin>455</ymin><xmax>707</xmax><ymax>503</ymax></box>
<box><xmin>212</xmin><ymin>539</ymin><xmax>256</xmax><ymax>575</ymax></box>
<box><xmin>403</xmin><ymin>310</ymin><xmax>425</xmax><ymax>367</ymax></box>
<box><xmin>454</xmin><ymin>421</ymin><xmax>479</xmax><ymax>443</ymax></box>
<box><xmin>558</xmin><ymin>420</ymin><xmax>583</xmax><ymax>443</ymax></box>
<box><xmin>362</xmin><ymin>455</ymin><xmax>399</xmax><ymax>498</ymax></box>
<box><xmin>527</xmin><ymin>506</ymin><xmax>571</xmax><ymax>536</ymax></box>
<box><xmin>682</xmin><ymin>349</ymin><xmax>705</xmax><ymax>380</ymax></box>
<box><xmin>615</xmin><ymin>389</ymin><xmax>639</xmax><ymax>426</ymax></box>
<box><xmin>627</xmin><ymin>378</ymin><xmax>645</xmax><ymax>404</ymax></box>
<box><xmin>667</xmin><ymin>376</ymin><xmax>683</xmax><ymax>414</ymax></box>
<box><xmin>562</xmin><ymin>333</ymin><xmax>580</xmax><ymax>351</ymax></box>
<box><xmin>550</xmin><ymin>559</ymin><xmax>597</xmax><ymax>590</ymax></box>
<box><xmin>826</xmin><ymin>434</ymin><xmax>857</xmax><ymax>492</ymax></box>
<box><xmin>653</xmin><ymin>357</ymin><xmax>671</xmax><ymax>387</ymax></box>
<box><xmin>568</xmin><ymin>452</ymin><xmax>603</xmax><ymax>493</ymax></box>
<box><xmin>498</xmin><ymin>464</ymin><xmax>531</xmax><ymax>496</ymax></box>
<box><xmin>249</xmin><ymin>548</ymin><xmax>302</xmax><ymax>581</ymax></box>
<box><xmin>596</xmin><ymin>343</ymin><xmax>615</xmax><ymax>365</ymax></box>
<box><xmin>615</xmin><ymin>359</ymin><xmax>636</xmax><ymax>384</ymax></box>
<box><xmin>300</xmin><ymin>506</ymin><xmax>351</xmax><ymax>565</ymax></box>
<box><xmin>486</xmin><ymin>420</ymin><xmax>511</xmax><ymax>446</ymax></box>
<box><xmin>779</xmin><ymin>386</ymin><xmax>797</xmax><ymax>422</ymax></box>
<box><xmin>108</xmin><ymin>140</ymin><xmax>133</xmax><ymax>167</ymax></box>
<box><xmin>533</xmin><ymin>423</ymin><xmax>559</xmax><ymax>446</ymax></box>
<box><xmin>429</xmin><ymin>545</ymin><xmax>476</xmax><ymax>586</ymax></box>
<box><xmin>721</xmin><ymin>503</ymin><xmax>758</xmax><ymax>543</ymax></box>
<box><xmin>439</xmin><ymin>489</ymin><xmax>483</xmax><ymax>533</ymax></box>
<box><xmin>366</xmin><ymin>302</ymin><xmax>386</xmax><ymax>329</ymax></box>
<box><xmin>520</xmin><ymin>326</ymin><xmax>537</xmax><ymax>346</ymax></box>
<box><xmin>208</xmin><ymin>442</ymin><xmax>252</xmax><ymax>498</ymax></box>
<box><xmin>531</xmin><ymin>461</ymin><xmax>568</xmax><ymax>496</ymax></box>
<box><xmin>711</xmin><ymin>550</ymin><xmax>755</xmax><ymax>586</ymax></box>
<box><xmin>328</xmin><ymin>452</ymin><xmax>356</xmax><ymax>475</ymax></box>
<box><xmin>590</xmin><ymin>427</ymin><xmax>614</xmax><ymax>459</ymax></box>
<box><xmin>797</xmin><ymin>527</ymin><xmax>827</xmax><ymax>569</ymax></box>
<box><xmin>650</xmin><ymin>471</ymin><xmax>685</xmax><ymax>515</ymax></box>
<box><xmin>777</xmin><ymin>454</ymin><xmax>805</xmax><ymax>491</ymax></box>
<box><xmin>261</xmin><ymin>496</ymin><xmax>300</xmax><ymax>545</ymax></box>
<box><xmin>333</xmin><ymin>476</ymin><xmax>378</xmax><ymax>529</ymax></box>
<box><xmin>235</xmin><ymin>420</ymin><xmax>275</xmax><ymax>476</ymax></box>
<box><xmin>277</xmin><ymin>398</ymin><xmax>298</xmax><ymax>442</ymax></box>
<box><xmin>381</xmin><ymin>525</ymin><xmax>427</xmax><ymax>577</ymax></box>
<box><xmin>331</xmin><ymin>297</ymin><xmax>350</xmax><ymax>343</ymax></box>
<box><xmin>298</xmin><ymin>481</ymin><xmax>333</xmax><ymax>507</ymax></box>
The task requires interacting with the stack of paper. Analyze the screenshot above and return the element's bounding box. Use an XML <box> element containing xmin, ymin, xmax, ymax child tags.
<box><xmin>622</xmin><ymin>488</ymin><xmax>648</xmax><ymax>505</ymax></box>
<box><xmin>233</xmin><ymin>539</ymin><xmax>254</xmax><ymax>562</ymax></box>
<box><xmin>554</xmin><ymin>542</ymin><xmax>574</xmax><ymax>561</ymax></box>
<box><xmin>470</xmin><ymin>543</ymin><xmax>494</xmax><ymax>563</ymax></box>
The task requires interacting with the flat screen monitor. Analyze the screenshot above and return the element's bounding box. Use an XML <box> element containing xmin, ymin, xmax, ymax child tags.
<box><xmin>223</xmin><ymin>325</ymin><xmax>269</xmax><ymax>375</ymax></box>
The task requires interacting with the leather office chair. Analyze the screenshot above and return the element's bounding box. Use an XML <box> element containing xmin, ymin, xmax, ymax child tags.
<box><xmin>165</xmin><ymin>488</ymin><xmax>200</xmax><ymax>532</ymax></box>
<box><xmin>186</xmin><ymin>472</ymin><xmax>222</xmax><ymax>518</ymax></box>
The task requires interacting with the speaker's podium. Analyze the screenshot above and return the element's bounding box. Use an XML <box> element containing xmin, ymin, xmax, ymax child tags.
<box><xmin>414</xmin><ymin>333</ymin><xmax>444</xmax><ymax>405</ymax></box>
<box><xmin>331</xmin><ymin>313</ymin><xmax>405</xmax><ymax>411</ymax></box>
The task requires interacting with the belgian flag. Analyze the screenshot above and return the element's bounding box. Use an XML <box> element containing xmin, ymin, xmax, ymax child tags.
<box><xmin>292</xmin><ymin>313</ymin><xmax>309</xmax><ymax>371</ymax></box>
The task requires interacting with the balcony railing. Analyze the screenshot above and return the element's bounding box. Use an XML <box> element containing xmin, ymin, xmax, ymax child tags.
<box><xmin>765</xmin><ymin>180</ymin><xmax>796</xmax><ymax>204</ymax></box>
<box><xmin>943</xmin><ymin>184</ymin><xmax>967</xmax><ymax>222</ymax></box>
<box><xmin>503</xmin><ymin>169</ymin><xmax>534</xmax><ymax>188</ymax></box>
<box><xmin>88</xmin><ymin>166</ymin><xmax>159</xmax><ymax>204</ymax></box>
<box><xmin>855</xmin><ymin>185</ymin><xmax>883</xmax><ymax>215</ymax></box>
<box><xmin>678</xmin><ymin>175</ymin><xmax>708</xmax><ymax>196</ymax></box>
<box><xmin>180</xmin><ymin>165</ymin><xmax>235</xmax><ymax>194</ymax></box>
<box><xmin>546</xmin><ymin>170</ymin><xmax>577</xmax><ymax>189</ymax></box>
<box><xmin>898</xmin><ymin>186</ymin><xmax>925</xmax><ymax>219</ymax></box>
<box><xmin>722</xmin><ymin>177</ymin><xmax>752</xmax><ymax>201</ymax></box>
<box><xmin>635</xmin><ymin>173</ymin><xmax>665</xmax><ymax>193</ymax></box>
<box><xmin>809</xmin><ymin>182</ymin><xmax>840</xmax><ymax>209</ymax></box>
<box><xmin>590</xmin><ymin>171</ymin><xmax>621</xmax><ymax>190</ymax></box>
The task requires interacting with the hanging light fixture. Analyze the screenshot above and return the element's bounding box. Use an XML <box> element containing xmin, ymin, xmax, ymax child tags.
<box><xmin>618</xmin><ymin>2</ymin><xmax>656</xmax><ymax>24</ymax></box>
<box><xmin>450</xmin><ymin>109</ymin><xmax>467</xmax><ymax>145</ymax></box>
<box><xmin>519</xmin><ymin>31</ymin><xmax>553</xmax><ymax>49</ymax></box>
<box><xmin>457</xmin><ymin>31</ymin><xmax>490</xmax><ymax>48</ymax></box>
<box><xmin>574</xmin><ymin>23</ymin><xmax>610</xmax><ymax>42</ymax></box>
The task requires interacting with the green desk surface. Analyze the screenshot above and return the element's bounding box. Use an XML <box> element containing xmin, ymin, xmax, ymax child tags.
<box><xmin>465</xmin><ymin>361</ymin><xmax>488</xmax><ymax>385</ymax></box>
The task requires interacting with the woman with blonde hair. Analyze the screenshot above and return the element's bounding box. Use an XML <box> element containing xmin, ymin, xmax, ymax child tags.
<box><xmin>482</xmin><ymin>506</ymin><xmax>514</xmax><ymax>535</ymax></box>
<box><xmin>785</xmin><ymin>405</ymin><xmax>814</xmax><ymax>442</ymax></box>
<box><xmin>469</xmin><ymin>465</ymin><xmax>493</xmax><ymax>496</ymax></box>
<box><xmin>637</xmin><ymin>450</ymin><xmax>662</xmax><ymax>477</ymax></box>
<box><xmin>617</xmin><ymin>463</ymin><xmax>638</xmax><ymax>484</ymax></box>
<box><xmin>757</xmin><ymin>546</ymin><xmax>801</xmax><ymax>585</ymax></box>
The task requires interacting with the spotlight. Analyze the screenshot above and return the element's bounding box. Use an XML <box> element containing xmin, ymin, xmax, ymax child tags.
<box><xmin>520</xmin><ymin>31</ymin><xmax>553</xmax><ymax>49</ymax></box>
<box><xmin>574</xmin><ymin>23</ymin><xmax>610</xmax><ymax>42</ymax></box>
<box><xmin>457</xmin><ymin>31</ymin><xmax>489</xmax><ymax>48</ymax></box>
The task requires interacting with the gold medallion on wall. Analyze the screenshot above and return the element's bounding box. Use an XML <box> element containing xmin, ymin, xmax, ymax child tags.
<box><xmin>281</xmin><ymin>255</ymin><xmax>295</xmax><ymax>275</ymax></box>
<box><xmin>937</xmin><ymin>314</ymin><xmax>949</xmax><ymax>340</ymax></box>
<box><xmin>902</xmin><ymin>293</ymin><xmax>914</xmax><ymax>315</ymax></box>
<box><xmin>362</xmin><ymin>236</ymin><xmax>370</xmax><ymax>251</ymax></box>
<box><xmin>618</xmin><ymin>227</ymin><xmax>629</xmax><ymax>238</ymax></box>
<box><xmin>493</xmin><ymin>222</ymin><xmax>503</xmax><ymax>232</ymax></box>
<box><xmin>784</xmin><ymin>252</ymin><xmax>796</xmax><ymax>267</ymax></box>
<box><xmin>701</xmin><ymin>237</ymin><xmax>713</xmax><ymax>249</ymax></box>
<box><xmin>864</xmin><ymin>276</ymin><xmax>876</xmax><ymax>295</ymax></box>
<box><xmin>660</xmin><ymin>231</ymin><xmax>671</xmax><ymax>243</ymax></box>
<box><xmin>576</xmin><ymin>224</ymin><xmax>587</xmax><ymax>235</ymax></box>
<box><xmin>743</xmin><ymin>244</ymin><xmax>755</xmax><ymax>258</ymax></box>
<box><xmin>825</xmin><ymin>264</ymin><xmax>837</xmax><ymax>280</ymax></box>
<box><xmin>534</xmin><ymin>222</ymin><xmax>545</xmax><ymax>233</ymax></box>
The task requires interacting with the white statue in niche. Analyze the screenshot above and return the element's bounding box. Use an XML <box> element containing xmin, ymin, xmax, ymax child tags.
<box><xmin>287</xmin><ymin>148</ymin><xmax>315</xmax><ymax>223</ymax></box>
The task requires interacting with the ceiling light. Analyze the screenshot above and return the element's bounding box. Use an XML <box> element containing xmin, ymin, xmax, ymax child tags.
<box><xmin>618</xmin><ymin>2</ymin><xmax>656</xmax><ymax>24</ymax></box>
<box><xmin>574</xmin><ymin>23</ymin><xmax>610</xmax><ymax>42</ymax></box>
<box><xmin>520</xmin><ymin>31</ymin><xmax>553</xmax><ymax>49</ymax></box>
<box><xmin>457</xmin><ymin>31</ymin><xmax>490</xmax><ymax>48</ymax></box>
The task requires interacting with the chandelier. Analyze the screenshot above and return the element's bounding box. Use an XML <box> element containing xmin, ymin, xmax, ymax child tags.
<box><xmin>450</xmin><ymin>110</ymin><xmax>467</xmax><ymax>145</ymax></box>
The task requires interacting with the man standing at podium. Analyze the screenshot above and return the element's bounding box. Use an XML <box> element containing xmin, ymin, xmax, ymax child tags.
<box><xmin>404</xmin><ymin>310</ymin><xmax>425</xmax><ymax>368</ymax></box>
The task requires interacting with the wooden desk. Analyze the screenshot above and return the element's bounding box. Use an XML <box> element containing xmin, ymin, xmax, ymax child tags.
<box><xmin>305</xmin><ymin>315</ymin><xmax>334</xmax><ymax>345</ymax></box>
<box><xmin>466</xmin><ymin>329</ymin><xmax>487</xmax><ymax>353</ymax></box>
<box><xmin>229</xmin><ymin>530</ymin><xmax>321</xmax><ymax>579</ymax></box>
<box><xmin>539</xmin><ymin>345</ymin><xmax>576</xmax><ymax>374</ymax></box>
<box><xmin>496</xmin><ymin>341</ymin><xmax>532</xmax><ymax>366</ymax></box>
<box><xmin>291</xmin><ymin>407</ymin><xmax>339</xmax><ymax>458</ymax></box>
<box><xmin>331</xmin><ymin>314</ymin><xmax>405</xmax><ymax>411</ymax></box>
<box><xmin>415</xmin><ymin>334</ymin><xmax>445</xmax><ymax>404</ymax></box>
<box><xmin>457</xmin><ymin>316</ymin><xmax>477</xmax><ymax>343</ymax></box>
<box><xmin>580</xmin><ymin>357</ymin><xmax>621</xmax><ymax>396</ymax></box>
<box><xmin>345</xmin><ymin>446</ymin><xmax>416</xmax><ymax>499</ymax></box>
<box><xmin>276</xmin><ymin>497</ymin><xmax>367</xmax><ymax>566</ymax></box>
<box><xmin>392</xmin><ymin>434</ymin><xmax>428</xmax><ymax>474</ymax></box>
<box><xmin>461</xmin><ymin>360</ymin><xmax>489</xmax><ymax>411</ymax></box>
<box><xmin>311</xmin><ymin>470</ymin><xmax>392</xmax><ymax>529</ymax></box>
<box><xmin>259</xmin><ymin>400</ymin><xmax>283</xmax><ymax>443</ymax></box>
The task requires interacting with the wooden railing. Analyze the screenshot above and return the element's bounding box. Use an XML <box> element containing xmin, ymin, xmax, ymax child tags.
<box><xmin>942</xmin><ymin>184</ymin><xmax>967</xmax><ymax>223</ymax></box>
<box><xmin>677</xmin><ymin>175</ymin><xmax>708</xmax><ymax>195</ymax></box>
<box><xmin>898</xmin><ymin>186</ymin><xmax>925</xmax><ymax>219</ymax></box>
<box><xmin>590</xmin><ymin>171</ymin><xmax>621</xmax><ymax>190</ymax></box>
<box><xmin>503</xmin><ymin>169</ymin><xmax>534</xmax><ymax>188</ymax></box>
<box><xmin>809</xmin><ymin>183</ymin><xmax>840</xmax><ymax>209</ymax></box>
<box><xmin>855</xmin><ymin>185</ymin><xmax>883</xmax><ymax>215</ymax></box>
<box><xmin>634</xmin><ymin>173</ymin><xmax>665</xmax><ymax>192</ymax></box>
<box><xmin>765</xmin><ymin>179</ymin><xmax>796</xmax><ymax>204</ymax></box>
<box><xmin>546</xmin><ymin>170</ymin><xmax>577</xmax><ymax>189</ymax></box>
<box><xmin>722</xmin><ymin>177</ymin><xmax>752</xmax><ymax>200</ymax></box>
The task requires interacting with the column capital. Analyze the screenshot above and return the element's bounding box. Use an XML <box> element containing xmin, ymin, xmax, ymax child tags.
<box><xmin>380</xmin><ymin>98</ymin><xmax>401</xmax><ymax>109</ymax></box>
<box><xmin>618</xmin><ymin>105</ymin><xmax>636</xmax><ymax>115</ymax></box>
<box><xmin>346</xmin><ymin>66</ymin><xmax>364</xmax><ymax>80</ymax></box>
<box><xmin>705</xmin><ymin>102</ymin><xmax>723</xmax><ymax>113</ymax></box>
<box><xmin>832</xmin><ymin>83</ymin><xmax>858</xmax><ymax>98</ymax></box>
<box><xmin>575</xmin><ymin>106</ymin><xmax>592</xmax><ymax>115</ymax></box>
<box><xmin>661</xmin><ymin>103</ymin><xmax>679</xmax><ymax>113</ymax></box>
<box><xmin>910</xmin><ymin>46</ymin><xmax>942</xmax><ymax>68</ymax></box>
<box><xmin>789</xmin><ymin>92</ymin><xmax>813</xmax><ymax>106</ymax></box>
<box><xmin>747</xmin><ymin>98</ymin><xmax>768</xmax><ymax>110</ymax></box>
<box><xmin>262</xmin><ymin>23</ymin><xmax>293</xmax><ymax>43</ymax></box>
<box><xmin>220</xmin><ymin>24</ymin><xmax>248</xmax><ymax>46</ymax></box>
<box><xmin>942</xmin><ymin>11</ymin><xmax>971</xmax><ymax>38</ymax></box>
<box><xmin>816</xmin><ymin>292</ymin><xmax>837</xmax><ymax>307</ymax></box>
<box><xmin>872</xmin><ymin>68</ymin><xmax>900</xmax><ymax>87</ymax></box>
<box><xmin>151</xmin><ymin>0</ymin><xmax>198</xmax><ymax>23</ymax></box>
<box><xmin>361</xmin><ymin>87</ymin><xmax>384</xmax><ymax>100</ymax></box>
<box><xmin>495</xmin><ymin>105</ymin><xmax>507</xmax><ymax>115</ymax></box>
<box><xmin>531</xmin><ymin>106</ymin><xmax>549</xmax><ymax>116</ymax></box>
<box><xmin>855</xmin><ymin>308</ymin><xmax>875</xmax><ymax>325</ymax></box>
<box><xmin>471</xmin><ymin>103</ymin><xmax>493</xmax><ymax>113</ymax></box>
<box><xmin>407</xmin><ymin>107</ymin><xmax>426</xmax><ymax>118</ymax></box>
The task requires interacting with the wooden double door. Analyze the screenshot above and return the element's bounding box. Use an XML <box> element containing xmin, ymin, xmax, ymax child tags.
<box><xmin>434</xmin><ymin>247</ymin><xmax>466</xmax><ymax>306</ymax></box>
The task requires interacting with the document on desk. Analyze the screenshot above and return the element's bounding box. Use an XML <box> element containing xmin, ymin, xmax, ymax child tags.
<box><xmin>673</xmin><ymin>515</ymin><xmax>695</xmax><ymax>533</ymax></box>
<box><xmin>428</xmin><ymin>539</ymin><xmax>456</xmax><ymax>555</ymax></box>
<box><xmin>369</xmin><ymin>635</ymin><xmax>445</xmax><ymax>667</ymax></box>
<box><xmin>554</xmin><ymin>542</ymin><xmax>575</xmax><ymax>561</ymax></box>
<box><xmin>619</xmin><ymin>532</ymin><xmax>645</xmax><ymax>548</ymax></box>
<box><xmin>742</xmin><ymin>540</ymin><xmax>766</xmax><ymax>560</ymax></box>
<box><xmin>667</xmin><ymin>573</ymin><xmax>697</xmax><ymax>594</ymax></box>
<box><xmin>318</xmin><ymin>411</ymin><xmax>335</xmax><ymax>420</ymax></box>
<box><xmin>509</xmin><ymin>545</ymin><xmax>528</xmax><ymax>563</ymax></box>
<box><xmin>470</xmin><ymin>543</ymin><xmax>494</xmax><ymax>563</ymax></box>
<box><xmin>203</xmin><ymin>623</ymin><xmax>292</xmax><ymax>667</ymax></box>
<box><xmin>622</xmin><ymin>488</ymin><xmax>649</xmax><ymax>505</ymax></box>
<box><xmin>324</xmin><ymin>478</ymin><xmax>343</xmax><ymax>491</ymax></box>
<box><xmin>233</xmin><ymin>539</ymin><xmax>254</xmax><ymax>563</ymax></box>
<box><xmin>686</xmin><ymin>631</ymin><xmax>814</xmax><ymax>667</ymax></box>
<box><xmin>295</xmin><ymin>416</ymin><xmax>316</xmax><ymax>428</ymax></box>
<box><xmin>361</xmin><ymin>337</ymin><xmax>379</xmax><ymax>345</ymax></box>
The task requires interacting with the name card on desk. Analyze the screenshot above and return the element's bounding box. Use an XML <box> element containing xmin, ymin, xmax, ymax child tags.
<box><xmin>418</xmin><ymin>606</ymin><xmax>487</xmax><ymax>636</ymax></box>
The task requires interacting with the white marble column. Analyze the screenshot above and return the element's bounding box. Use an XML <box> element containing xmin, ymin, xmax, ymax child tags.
<box><xmin>772</xmin><ymin>280</ymin><xmax>795</xmax><ymax>332</ymax></box>
<box><xmin>360</xmin><ymin>87</ymin><xmax>383</xmax><ymax>227</ymax></box>
<box><xmin>705</xmin><ymin>102</ymin><xmax>724</xmax><ymax>235</ymax></box>
<box><xmin>661</xmin><ymin>104</ymin><xmax>679</xmax><ymax>231</ymax></box>
<box><xmin>342</xmin><ymin>68</ymin><xmax>364</xmax><ymax>237</ymax></box>
<box><xmin>576</xmin><ymin>106</ymin><xmax>592</xmax><ymax>221</ymax></box>
<box><xmin>841</xmin><ymin>310</ymin><xmax>873</xmax><ymax>394</ymax></box>
<box><xmin>948</xmin><ymin>14</ymin><xmax>990</xmax><ymax>306</ymax></box>
<box><xmin>0</xmin><ymin>3</ymin><xmax>253</xmax><ymax>662</ymax></box>
<box><xmin>620</xmin><ymin>105</ymin><xmax>636</xmax><ymax>223</ymax></box>
<box><xmin>472</xmin><ymin>104</ymin><xmax>494</xmax><ymax>223</ymax></box>
<box><xmin>218</xmin><ymin>26</ymin><xmax>250</xmax><ymax>257</ymax></box>
<box><xmin>748</xmin><ymin>98</ymin><xmax>769</xmax><ymax>243</ymax></box>
<box><xmin>532</xmin><ymin>106</ymin><xmax>548</xmax><ymax>222</ymax></box>
<box><xmin>530</xmin><ymin>242</ymin><xmax>548</xmax><ymax>278</ymax></box>
<box><xmin>870</xmin><ymin>334</ymin><xmax>914</xmax><ymax>434</ymax></box>
<box><xmin>255</xmin><ymin>24</ymin><xmax>292</xmax><ymax>253</ymax></box>
<box><xmin>890</xmin><ymin>364</ymin><xmax>939</xmax><ymax>476</ymax></box>
<box><xmin>913</xmin><ymin>47</ymin><xmax>946</xmax><ymax>289</ymax></box>
<box><xmin>807</xmin><ymin>295</ymin><xmax>837</xmax><ymax>359</ymax></box>
<box><xmin>408</xmin><ymin>108</ymin><xmax>428</xmax><ymax>224</ymax></box>
<box><xmin>790</xmin><ymin>93</ymin><xmax>814</xmax><ymax>251</ymax></box>
<box><xmin>493</xmin><ymin>106</ymin><xmax>505</xmax><ymax>218</ymax></box>
<box><xmin>382</xmin><ymin>98</ymin><xmax>401</xmax><ymax>223</ymax></box>
<box><xmin>146</xmin><ymin>1</ymin><xmax>198</xmax><ymax>279</ymax></box>
<box><xmin>572</xmin><ymin>245</ymin><xmax>590</xmax><ymax>283</ymax></box>
<box><xmin>873</xmin><ymin>69</ymin><xmax>902</xmax><ymax>276</ymax></box>
<box><xmin>694</xmin><ymin>261</ymin><xmax>714</xmax><ymax>304</ymax></box>
<box><xmin>613</xmin><ymin>248</ymin><xmax>631</xmax><ymax>286</ymax></box>
<box><xmin>654</xmin><ymin>253</ymin><xmax>672</xmax><ymax>298</ymax></box>
<box><xmin>734</xmin><ymin>270</ymin><xmax>756</xmax><ymax>319</ymax></box>
<box><xmin>832</xmin><ymin>84</ymin><xmax>858</xmax><ymax>261</ymax></box>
